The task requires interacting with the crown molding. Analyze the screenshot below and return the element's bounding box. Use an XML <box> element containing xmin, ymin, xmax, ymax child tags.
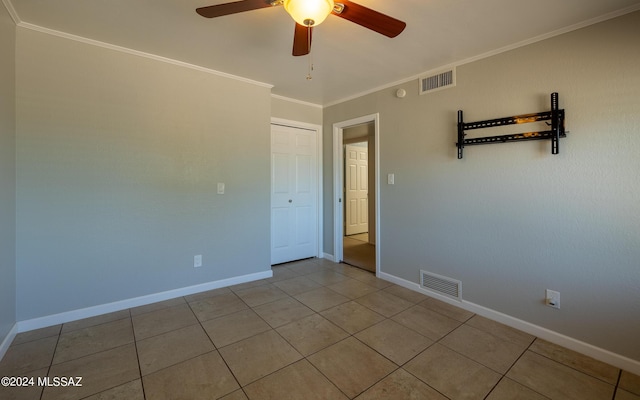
<box><xmin>271</xmin><ymin>94</ymin><xmax>322</xmax><ymax>109</ymax></box>
<box><xmin>1</xmin><ymin>0</ymin><xmax>20</xmax><ymax>25</ymax></box>
<box><xmin>4</xmin><ymin>1</ymin><xmax>271</xmax><ymax>88</ymax></box>
<box><xmin>14</xmin><ymin>19</ymin><xmax>274</xmax><ymax>90</ymax></box>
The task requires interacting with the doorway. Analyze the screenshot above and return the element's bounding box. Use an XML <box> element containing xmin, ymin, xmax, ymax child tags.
<box><xmin>333</xmin><ymin>114</ymin><xmax>380</xmax><ymax>274</ymax></box>
<box><xmin>345</xmin><ymin>142</ymin><xmax>369</xmax><ymax>236</ymax></box>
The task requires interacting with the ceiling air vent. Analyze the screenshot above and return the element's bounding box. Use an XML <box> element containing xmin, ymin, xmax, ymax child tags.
<box><xmin>420</xmin><ymin>270</ymin><xmax>462</xmax><ymax>301</ymax></box>
<box><xmin>419</xmin><ymin>67</ymin><xmax>456</xmax><ymax>94</ymax></box>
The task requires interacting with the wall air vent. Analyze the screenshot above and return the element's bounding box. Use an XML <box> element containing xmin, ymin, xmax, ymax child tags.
<box><xmin>419</xmin><ymin>67</ymin><xmax>456</xmax><ymax>94</ymax></box>
<box><xmin>420</xmin><ymin>270</ymin><xmax>462</xmax><ymax>301</ymax></box>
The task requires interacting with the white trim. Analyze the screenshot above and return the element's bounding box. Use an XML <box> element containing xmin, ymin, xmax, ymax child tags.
<box><xmin>323</xmin><ymin>4</ymin><xmax>640</xmax><ymax>108</ymax></box>
<box><xmin>270</xmin><ymin>118</ymin><xmax>323</xmax><ymax>263</ymax></box>
<box><xmin>15</xmin><ymin>270</ymin><xmax>272</xmax><ymax>333</ymax></box>
<box><xmin>1</xmin><ymin>0</ymin><xmax>20</xmax><ymax>24</ymax></box>
<box><xmin>332</xmin><ymin>114</ymin><xmax>380</xmax><ymax>275</ymax></box>
<box><xmin>322</xmin><ymin>253</ymin><xmax>335</xmax><ymax>262</ymax></box>
<box><xmin>379</xmin><ymin>271</ymin><xmax>640</xmax><ymax>376</ymax></box>
<box><xmin>271</xmin><ymin>94</ymin><xmax>322</xmax><ymax>109</ymax></box>
<box><xmin>454</xmin><ymin>3</ymin><xmax>640</xmax><ymax>67</ymax></box>
<box><xmin>333</xmin><ymin>127</ymin><xmax>343</xmax><ymax>264</ymax></box>
<box><xmin>271</xmin><ymin>117</ymin><xmax>322</xmax><ymax>133</ymax></box>
<box><xmin>15</xmin><ymin>22</ymin><xmax>273</xmax><ymax>90</ymax></box>
<box><xmin>0</xmin><ymin>323</ymin><xmax>18</xmax><ymax>361</ymax></box>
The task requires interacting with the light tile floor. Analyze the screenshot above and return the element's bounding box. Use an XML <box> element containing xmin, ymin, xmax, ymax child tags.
<box><xmin>1</xmin><ymin>258</ymin><xmax>639</xmax><ymax>400</ymax></box>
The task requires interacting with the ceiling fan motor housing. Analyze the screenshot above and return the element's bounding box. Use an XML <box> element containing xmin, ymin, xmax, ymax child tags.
<box><xmin>283</xmin><ymin>0</ymin><xmax>335</xmax><ymax>26</ymax></box>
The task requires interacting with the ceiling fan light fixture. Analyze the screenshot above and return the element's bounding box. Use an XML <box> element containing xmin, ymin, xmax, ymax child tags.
<box><xmin>283</xmin><ymin>0</ymin><xmax>335</xmax><ymax>26</ymax></box>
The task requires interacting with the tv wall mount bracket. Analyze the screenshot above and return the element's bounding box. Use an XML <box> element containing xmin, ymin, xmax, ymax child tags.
<box><xmin>456</xmin><ymin>92</ymin><xmax>566</xmax><ymax>159</ymax></box>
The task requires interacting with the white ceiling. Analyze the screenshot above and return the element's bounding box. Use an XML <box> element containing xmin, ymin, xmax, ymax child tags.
<box><xmin>6</xmin><ymin>0</ymin><xmax>640</xmax><ymax>106</ymax></box>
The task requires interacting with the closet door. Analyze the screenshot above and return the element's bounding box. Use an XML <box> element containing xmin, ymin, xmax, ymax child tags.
<box><xmin>270</xmin><ymin>124</ymin><xmax>317</xmax><ymax>265</ymax></box>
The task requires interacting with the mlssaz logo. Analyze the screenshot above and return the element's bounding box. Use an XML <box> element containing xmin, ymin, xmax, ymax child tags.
<box><xmin>37</xmin><ymin>376</ymin><xmax>83</xmax><ymax>387</ymax></box>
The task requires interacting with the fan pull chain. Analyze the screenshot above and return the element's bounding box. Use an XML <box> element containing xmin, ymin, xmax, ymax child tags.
<box><xmin>306</xmin><ymin>26</ymin><xmax>313</xmax><ymax>80</ymax></box>
<box><xmin>307</xmin><ymin>55</ymin><xmax>313</xmax><ymax>80</ymax></box>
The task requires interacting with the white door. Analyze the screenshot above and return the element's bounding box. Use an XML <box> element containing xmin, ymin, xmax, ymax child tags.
<box><xmin>345</xmin><ymin>143</ymin><xmax>368</xmax><ymax>236</ymax></box>
<box><xmin>271</xmin><ymin>124</ymin><xmax>317</xmax><ymax>265</ymax></box>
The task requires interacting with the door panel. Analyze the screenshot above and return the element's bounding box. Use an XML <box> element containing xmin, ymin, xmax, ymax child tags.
<box><xmin>295</xmin><ymin>206</ymin><xmax>312</xmax><ymax>244</ymax></box>
<box><xmin>348</xmin><ymin>200</ymin><xmax>358</xmax><ymax>225</ymax></box>
<box><xmin>296</xmin><ymin>155</ymin><xmax>312</xmax><ymax>194</ymax></box>
<box><xmin>272</xmin><ymin>208</ymin><xmax>290</xmax><ymax>249</ymax></box>
<box><xmin>272</xmin><ymin>154</ymin><xmax>289</xmax><ymax>194</ymax></box>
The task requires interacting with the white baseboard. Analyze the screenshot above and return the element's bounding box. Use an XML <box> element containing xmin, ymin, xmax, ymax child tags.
<box><xmin>379</xmin><ymin>271</ymin><xmax>640</xmax><ymax>376</ymax></box>
<box><xmin>0</xmin><ymin>323</ymin><xmax>18</xmax><ymax>361</ymax></box>
<box><xmin>322</xmin><ymin>253</ymin><xmax>335</xmax><ymax>262</ymax></box>
<box><xmin>16</xmin><ymin>270</ymin><xmax>273</xmax><ymax>334</ymax></box>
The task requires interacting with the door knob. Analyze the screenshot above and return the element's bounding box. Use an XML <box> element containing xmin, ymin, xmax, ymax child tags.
<box><xmin>288</xmin><ymin>199</ymin><xmax>293</xmax><ymax>203</ymax></box>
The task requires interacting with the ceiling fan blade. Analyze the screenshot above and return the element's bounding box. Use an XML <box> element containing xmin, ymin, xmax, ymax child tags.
<box><xmin>292</xmin><ymin>23</ymin><xmax>312</xmax><ymax>56</ymax></box>
<box><xmin>334</xmin><ymin>0</ymin><xmax>406</xmax><ymax>38</ymax></box>
<box><xmin>196</xmin><ymin>0</ymin><xmax>273</xmax><ymax>18</ymax></box>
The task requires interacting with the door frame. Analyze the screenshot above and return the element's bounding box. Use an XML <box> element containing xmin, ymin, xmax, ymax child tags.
<box><xmin>333</xmin><ymin>113</ymin><xmax>380</xmax><ymax>275</ymax></box>
<box><xmin>270</xmin><ymin>117</ymin><xmax>323</xmax><ymax>262</ymax></box>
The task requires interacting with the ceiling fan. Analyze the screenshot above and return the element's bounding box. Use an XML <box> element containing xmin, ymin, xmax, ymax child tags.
<box><xmin>196</xmin><ymin>0</ymin><xmax>406</xmax><ymax>56</ymax></box>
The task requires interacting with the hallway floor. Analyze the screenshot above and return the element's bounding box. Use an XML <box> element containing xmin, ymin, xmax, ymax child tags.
<box><xmin>343</xmin><ymin>233</ymin><xmax>376</xmax><ymax>272</ymax></box>
<box><xmin>1</xmin><ymin>258</ymin><xmax>639</xmax><ymax>399</ymax></box>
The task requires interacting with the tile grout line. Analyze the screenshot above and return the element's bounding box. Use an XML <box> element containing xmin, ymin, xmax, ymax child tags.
<box><xmin>243</xmin><ymin>283</ymin><xmax>335</xmax><ymax>391</ymax></box>
<box><xmin>45</xmin><ymin>315</ymin><xmax>140</xmax><ymax>399</ymax></box>
<box><xmin>526</xmin><ymin>342</ymin><xmax>622</xmax><ymax>388</ymax></box>
<box><xmin>489</xmin><ymin>336</ymin><xmax>551</xmax><ymax>399</ymax></box>
<box><xmin>76</xmin><ymin>310</ymin><xmax>141</xmax><ymax>399</ymax></box>
<box><xmin>341</xmin><ymin>276</ymin><xmax>543</xmax><ymax>399</ymax></box>
<box><xmin>234</xmin><ymin>262</ymin><xmax>386</xmax><ymax>398</ymax></box>
<box><xmin>132</xmin><ymin>295</ymin><xmax>245</xmax><ymax>396</ymax></box>
<box><xmin>481</xmin><ymin>376</ymin><xmax>505</xmax><ymax>400</ymax></box>
<box><xmin>396</xmin><ymin>318</ymin><xmax>482</xmax><ymax>398</ymax></box>
<box><xmin>611</xmin><ymin>368</ymin><xmax>622</xmax><ymax>400</ymax></box>
<box><xmin>39</xmin><ymin>324</ymin><xmax>63</xmax><ymax>400</ymax></box>
<box><xmin>285</xmin><ymin>266</ymin><xmax>447</xmax><ymax>398</ymax></box>
<box><xmin>131</xmin><ymin>300</ymin><xmax>206</xmax><ymax>342</ymax></box>
<box><xmin>225</xmin><ymin>272</ymin><xmax>346</xmax><ymax>397</ymax></box>
<box><xmin>186</xmin><ymin>291</ymin><xmax>252</xmax><ymax>398</ymax></box>
<box><xmin>129</xmin><ymin>309</ymin><xmax>149</xmax><ymax>400</ymax></box>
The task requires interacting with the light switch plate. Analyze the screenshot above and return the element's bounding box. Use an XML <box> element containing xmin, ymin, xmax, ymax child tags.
<box><xmin>217</xmin><ymin>183</ymin><xmax>225</xmax><ymax>194</ymax></box>
<box><xmin>545</xmin><ymin>289</ymin><xmax>560</xmax><ymax>309</ymax></box>
<box><xmin>387</xmin><ymin>174</ymin><xmax>395</xmax><ymax>185</ymax></box>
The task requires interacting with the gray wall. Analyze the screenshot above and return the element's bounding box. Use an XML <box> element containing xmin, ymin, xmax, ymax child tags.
<box><xmin>323</xmin><ymin>12</ymin><xmax>640</xmax><ymax>361</ymax></box>
<box><xmin>271</xmin><ymin>96</ymin><xmax>323</xmax><ymax>125</ymax></box>
<box><xmin>16</xmin><ymin>28</ymin><xmax>272</xmax><ymax>320</ymax></box>
<box><xmin>0</xmin><ymin>5</ymin><xmax>16</xmax><ymax>342</ymax></box>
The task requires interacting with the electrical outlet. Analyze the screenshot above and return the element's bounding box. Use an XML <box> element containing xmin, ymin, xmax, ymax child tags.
<box><xmin>194</xmin><ymin>255</ymin><xmax>202</xmax><ymax>268</ymax></box>
<box><xmin>545</xmin><ymin>289</ymin><xmax>560</xmax><ymax>309</ymax></box>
